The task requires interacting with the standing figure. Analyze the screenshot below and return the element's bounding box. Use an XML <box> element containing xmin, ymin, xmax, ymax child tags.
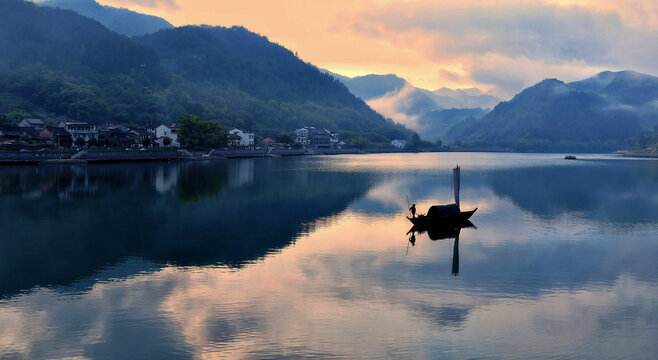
<box><xmin>409</xmin><ymin>203</ymin><xmax>417</xmax><ymax>218</ymax></box>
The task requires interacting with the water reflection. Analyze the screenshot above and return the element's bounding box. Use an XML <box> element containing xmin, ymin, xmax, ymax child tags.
<box><xmin>0</xmin><ymin>154</ymin><xmax>657</xmax><ymax>359</ymax></box>
<box><xmin>488</xmin><ymin>160</ymin><xmax>658</xmax><ymax>224</ymax></box>
<box><xmin>407</xmin><ymin>221</ymin><xmax>476</xmax><ymax>276</ymax></box>
<box><xmin>0</xmin><ymin>159</ymin><xmax>378</xmax><ymax>298</ymax></box>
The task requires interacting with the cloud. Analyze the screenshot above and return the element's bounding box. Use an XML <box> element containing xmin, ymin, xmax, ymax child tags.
<box><xmin>350</xmin><ymin>0</ymin><xmax>658</xmax><ymax>95</ymax></box>
<box><xmin>366</xmin><ymin>82</ymin><xmax>423</xmax><ymax>129</ymax></box>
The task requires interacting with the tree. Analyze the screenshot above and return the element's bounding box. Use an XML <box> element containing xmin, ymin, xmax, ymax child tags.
<box><xmin>88</xmin><ymin>137</ymin><xmax>98</xmax><ymax>147</ymax></box>
<box><xmin>75</xmin><ymin>137</ymin><xmax>86</xmax><ymax>147</ymax></box>
<box><xmin>178</xmin><ymin>114</ymin><xmax>227</xmax><ymax>149</ymax></box>
<box><xmin>277</xmin><ymin>134</ymin><xmax>293</xmax><ymax>144</ymax></box>
<box><xmin>142</xmin><ymin>137</ymin><xmax>152</xmax><ymax>147</ymax></box>
<box><xmin>350</xmin><ymin>135</ymin><xmax>370</xmax><ymax>149</ymax></box>
<box><xmin>435</xmin><ymin>139</ymin><xmax>443</xmax><ymax>147</ymax></box>
<box><xmin>162</xmin><ymin>136</ymin><xmax>172</xmax><ymax>147</ymax></box>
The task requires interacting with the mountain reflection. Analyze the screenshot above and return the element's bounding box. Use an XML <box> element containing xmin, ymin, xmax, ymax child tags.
<box><xmin>0</xmin><ymin>159</ymin><xmax>377</xmax><ymax>297</ymax></box>
<box><xmin>489</xmin><ymin>160</ymin><xmax>658</xmax><ymax>224</ymax></box>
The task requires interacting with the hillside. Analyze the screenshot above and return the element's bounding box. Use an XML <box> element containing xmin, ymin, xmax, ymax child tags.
<box><xmin>41</xmin><ymin>0</ymin><xmax>173</xmax><ymax>36</ymax></box>
<box><xmin>0</xmin><ymin>0</ymin><xmax>409</xmax><ymax>141</ymax></box>
<box><xmin>448</xmin><ymin>71</ymin><xmax>658</xmax><ymax>151</ymax></box>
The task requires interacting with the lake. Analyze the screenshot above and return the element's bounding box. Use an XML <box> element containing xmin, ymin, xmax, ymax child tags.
<box><xmin>0</xmin><ymin>153</ymin><xmax>657</xmax><ymax>359</ymax></box>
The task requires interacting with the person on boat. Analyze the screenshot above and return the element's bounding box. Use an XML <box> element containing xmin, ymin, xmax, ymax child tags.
<box><xmin>409</xmin><ymin>232</ymin><xmax>416</xmax><ymax>246</ymax></box>
<box><xmin>409</xmin><ymin>204</ymin><xmax>417</xmax><ymax>218</ymax></box>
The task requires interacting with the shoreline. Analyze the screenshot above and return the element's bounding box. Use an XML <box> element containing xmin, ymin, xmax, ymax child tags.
<box><xmin>0</xmin><ymin>148</ymin><xmax>646</xmax><ymax>166</ymax></box>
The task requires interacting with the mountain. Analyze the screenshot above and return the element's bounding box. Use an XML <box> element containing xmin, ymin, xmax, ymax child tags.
<box><xmin>333</xmin><ymin>73</ymin><xmax>406</xmax><ymax>101</ymax></box>
<box><xmin>0</xmin><ymin>0</ymin><xmax>409</xmax><ymax>142</ymax></box>
<box><xmin>331</xmin><ymin>73</ymin><xmax>499</xmax><ymax>141</ymax></box>
<box><xmin>448</xmin><ymin>71</ymin><xmax>658</xmax><ymax>151</ymax></box>
<box><xmin>41</xmin><ymin>0</ymin><xmax>173</xmax><ymax>37</ymax></box>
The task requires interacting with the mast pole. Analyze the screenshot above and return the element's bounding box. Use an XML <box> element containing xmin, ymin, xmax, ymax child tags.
<box><xmin>453</xmin><ymin>165</ymin><xmax>460</xmax><ymax>209</ymax></box>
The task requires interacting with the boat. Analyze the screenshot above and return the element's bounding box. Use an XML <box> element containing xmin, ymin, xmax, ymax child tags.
<box><xmin>406</xmin><ymin>165</ymin><xmax>477</xmax><ymax>226</ymax></box>
<box><xmin>565</xmin><ymin>155</ymin><xmax>577</xmax><ymax>160</ymax></box>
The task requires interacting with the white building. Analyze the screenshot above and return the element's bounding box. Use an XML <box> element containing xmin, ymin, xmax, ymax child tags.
<box><xmin>229</xmin><ymin>128</ymin><xmax>255</xmax><ymax>147</ymax></box>
<box><xmin>154</xmin><ymin>124</ymin><xmax>180</xmax><ymax>148</ymax></box>
<box><xmin>295</xmin><ymin>127</ymin><xmax>339</xmax><ymax>149</ymax></box>
<box><xmin>58</xmin><ymin>121</ymin><xmax>98</xmax><ymax>143</ymax></box>
<box><xmin>391</xmin><ymin>139</ymin><xmax>407</xmax><ymax>149</ymax></box>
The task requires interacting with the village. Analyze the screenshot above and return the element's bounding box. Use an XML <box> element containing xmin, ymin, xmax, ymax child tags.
<box><xmin>0</xmin><ymin>118</ymin><xmax>411</xmax><ymax>152</ymax></box>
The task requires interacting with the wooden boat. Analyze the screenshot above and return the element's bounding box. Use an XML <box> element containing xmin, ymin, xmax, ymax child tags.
<box><xmin>407</xmin><ymin>165</ymin><xmax>477</xmax><ymax>225</ymax></box>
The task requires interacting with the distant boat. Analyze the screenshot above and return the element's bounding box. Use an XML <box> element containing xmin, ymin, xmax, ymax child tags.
<box><xmin>407</xmin><ymin>166</ymin><xmax>477</xmax><ymax>226</ymax></box>
<box><xmin>565</xmin><ymin>155</ymin><xmax>577</xmax><ymax>160</ymax></box>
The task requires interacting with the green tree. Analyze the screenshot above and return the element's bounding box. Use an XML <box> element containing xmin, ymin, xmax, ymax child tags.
<box><xmin>350</xmin><ymin>135</ymin><xmax>370</xmax><ymax>149</ymax></box>
<box><xmin>88</xmin><ymin>137</ymin><xmax>98</xmax><ymax>147</ymax></box>
<box><xmin>178</xmin><ymin>114</ymin><xmax>227</xmax><ymax>149</ymax></box>
<box><xmin>74</xmin><ymin>137</ymin><xmax>86</xmax><ymax>147</ymax></box>
<box><xmin>162</xmin><ymin>136</ymin><xmax>172</xmax><ymax>147</ymax></box>
<box><xmin>435</xmin><ymin>139</ymin><xmax>443</xmax><ymax>147</ymax></box>
<box><xmin>142</xmin><ymin>137</ymin><xmax>152</xmax><ymax>147</ymax></box>
<box><xmin>277</xmin><ymin>134</ymin><xmax>293</xmax><ymax>144</ymax></box>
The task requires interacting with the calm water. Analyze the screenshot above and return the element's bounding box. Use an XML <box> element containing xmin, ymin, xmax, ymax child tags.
<box><xmin>0</xmin><ymin>153</ymin><xmax>657</xmax><ymax>359</ymax></box>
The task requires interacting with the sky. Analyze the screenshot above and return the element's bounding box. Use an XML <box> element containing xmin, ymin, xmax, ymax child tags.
<box><xmin>97</xmin><ymin>0</ymin><xmax>658</xmax><ymax>98</ymax></box>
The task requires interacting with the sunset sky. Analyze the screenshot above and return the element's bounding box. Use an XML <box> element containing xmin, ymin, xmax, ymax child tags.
<box><xmin>96</xmin><ymin>0</ymin><xmax>658</xmax><ymax>97</ymax></box>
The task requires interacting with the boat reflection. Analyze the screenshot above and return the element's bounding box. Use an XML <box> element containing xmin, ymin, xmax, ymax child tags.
<box><xmin>407</xmin><ymin>221</ymin><xmax>476</xmax><ymax>276</ymax></box>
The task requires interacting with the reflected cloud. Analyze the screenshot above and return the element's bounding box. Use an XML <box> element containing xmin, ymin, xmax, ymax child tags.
<box><xmin>1</xmin><ymin>154</ymin><xmax>657</xmax><ymax>358</ymax></box>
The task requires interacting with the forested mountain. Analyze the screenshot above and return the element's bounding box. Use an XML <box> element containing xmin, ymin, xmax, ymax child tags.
<box><xmin>41</xmin><ymin>0</ymin><xmax>173</xmax><ymax>36</ymax></box>
<box><xmin>0</xmin><ymin>0</ymin><xmax>408</xmax><ymax>141</ymax></box>
<box><xmin>448</xmin><ymin>71</ymin><xmax>658</xmax><ymax>151</ymax></box>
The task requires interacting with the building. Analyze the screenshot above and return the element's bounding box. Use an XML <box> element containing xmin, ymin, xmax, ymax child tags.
<box><xmin>0</xmin><ymin>125</ymin><xmax>41</xmax><ymax>142</ymax></box>
<box><xmin>18</xmin><ymin>118</ymin><xmax>46</xmax><ymax>132</ymax></box>
<box><xmin>295</xmin><ymin>127</ymin><xmax>339</xmax><ymax>149</ymax></box>
<box><xmin>154</xmin><ymin>124</ymin><xmax>180</xmax><ymax>147</ymax></box>
<box><xmin>58</xmin><ymin>121</ymin><xmax>98</xmax><ymax>143</ymax></box>
<box><xmin>134</xmin><ymin>127</ymin><xmax>154</xmax><ymax>145</ymax></box>
<box><xmin>40</xmin><ymin>126</ymin><xmax>73</xmax><ymax>148</ymax></box>
<box><xmin>228</xmin><ymin>128</ymin><xmax>255</xmax><ymax>147</ymax></box>
<box><xmin>98</xmin><ymin>128</ymin><xmax>138</xmax><ymax>147</ymax></box>
<box><xmin>391</xmin><ymin>139</ymin><xmax>407</xmax><ymax>149</ymax></box>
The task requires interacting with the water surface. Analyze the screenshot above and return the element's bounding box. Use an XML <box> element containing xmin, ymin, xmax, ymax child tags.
<box><xmin>0</xmin><ymin>153</ymin><xmax>657</xmax><ymax>359</ymax></box>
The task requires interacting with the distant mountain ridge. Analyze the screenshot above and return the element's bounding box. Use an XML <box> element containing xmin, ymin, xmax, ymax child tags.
<box><xmin>330</xmin><ymin>72</ymin><xmax>500</xmax><ymax>142</ymax></box>
<box><xmin>448</xmin><ymin>70</ymin><xmax>658</xmax><ymax>151</ymax></box>
<box><xmin>41</xmin><ymin>0</ymin><xmax>173</xmax><ymax>36</ymax></box>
